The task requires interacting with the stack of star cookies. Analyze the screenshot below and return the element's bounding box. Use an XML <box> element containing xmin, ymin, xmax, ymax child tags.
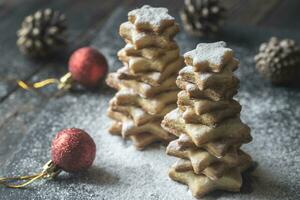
<box><xmin>106</xmin><ymin>5</ymin><xmax>184</xmax><ymax>149</ymax></box>
<box><xmin>161</xmin><ymin>42</ymin><xmax>253</xmax><ymax>198</ymax></box>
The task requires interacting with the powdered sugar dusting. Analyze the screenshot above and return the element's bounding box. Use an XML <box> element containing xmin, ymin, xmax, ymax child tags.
<box><xmin>179</xmin><ymin>66</ymin><xmax>193</xmax><ymax>74</ymax></box>
<box><xmin>138</xmin><ymin>81</ymin><xmax>151</xmax><ymax>92</ymax></box>
<box><xmin>179</xmin><ymin>65</ymin><xmax>212</xmax><ymax>81</ymax></box>
<box><xmin>116</xmin><ymin>88</ymin><xmax>136</xmax><ymax>97</ymax></box>
<box><xmin>131</xmin><ymin>107</ymin><xmax>146</xmax><ymax>119</ymax></box>
<box><xmin>199</xmin><ymin>72</ymin><xmax>212</xmax><ymax>81</ymax></box>
<box><xmin>124</xmin><ymin>43</ymin><xmax>133</xmax><ymax>50</ymax></box>
<box><xmin>165</xmin><ymin>108</ymin><xmax>180</xmax><ymax>121</ymax></box>
<box><xmin>122</xmin><ymin>22</ymin><xmax>147</xmax><ymax>41</ymax></box>
<box><xmin>148</xmin><ymin>72</ymin><xmax>161</xmax><ymax>81</ymax></box>
<box><xmin>185</xmin><ymin>82</ymin><xmax>197</xmax><ymax>91</ymax></box>
<box><xmin>167</xmin><ymin>140</ymin><xmax>181</xmax><ymax>151</ymax></box>
<box><xmin>128</xmin><ymin>5</ymin><xmax>174</xmax><ymax>28</ymax></box>
<box><xmin>121</xmin><ymin>120</ymin><xmax>135</xmax><ymax>136</ymax></box>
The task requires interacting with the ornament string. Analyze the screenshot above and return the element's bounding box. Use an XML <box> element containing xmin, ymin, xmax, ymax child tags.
<box><xmin>0</xmin><ymin>161</ymin><xmax>61</xmax><ymax>189</ymax></box>
<box><xmin>0</xmin><ymin>173</ymin><xmax>45</xmax><ymax>188</ymax></box>
<box><xmin>17</xmin><ymin>72</ymin><xmax>73</xmax><ymax>91</ymax></box>
<box><xmin>17</xmin><ymin>79</ymin><xmax>59</xmax><ymax>90</ymax></box>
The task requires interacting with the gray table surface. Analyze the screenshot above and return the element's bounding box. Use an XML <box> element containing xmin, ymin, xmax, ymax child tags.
<box><xmin>1</xmin><ymin>1</ymin><xmax>300</xmax><ymax>200</ymax></box>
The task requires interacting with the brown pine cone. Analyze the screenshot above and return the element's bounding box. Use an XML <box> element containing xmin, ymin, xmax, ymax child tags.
<box><xmin>255</xmin><ymin>37</ymin><xmax>300</xmax><ymax>84</ymax></box>
<box><xmin>17</xmin><ymin>8</ymin><xmax>67</xmax><ymax>57</ymax></box>
<box><xmin>180</xmin><ymin>0</ymin><xmax>225</xmax><ymax>36</ymax></box>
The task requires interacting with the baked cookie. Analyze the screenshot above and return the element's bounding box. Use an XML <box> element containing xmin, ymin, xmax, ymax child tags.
<box><xmin>179</xmin><ymin>59</ymin><xmax>239</xmax><ymax>90</ymax></box>
<box><xmin>106</xmin><ymin>73</ymin><xmax>178</xmax><ymax>98</ymax></box>
<box><xmin>117</xmin><ymin>57</ymin><xmax>184</xmax><ymax>87</ymax></box>
<box><xmin>169</xmin><ymin>166</ymin><xmax>242</xmax><ymax>198</ymax></box>
<box><xmin>107</xmin><ymin>109</ymin><xmax>173</xmax><ymax>140</ymax></box>
<box><xmin>118</xmin><ymin>48</ymin><xmax>180</xmax><ymax>73</ymax></box>
<box><xmin>128</xmin><ymin>5</ymin><xmax>176</xmax><ymax>33</ymax></box>
<box><xmin>109</xmin><ymin>121</ymin><xmax>165</xmax><ymax>150</ymax></box>
<box><xmin>179</xmin><ymin>105</ymin><xmax>240</xmax><ymax>126</ymax></box>
<box><xmin>173</xmin><ymin>149</ymin><xmax>251</xmax><ymax>181</ymax></box>
<box><xmin>114</xmin><ymin>89</ymin><xmax>178</xmax><ymax>115</ymax></box>
<box><xmin>121</xmin><ymin>43</ymin><xmax>173</xmax><ymax>60</ymax></box>
<box><xmin>167</xmin><ymin>139</ymin><xmax>240</xmax><ymax>174</ymax></box>
<box><xmin>162</xmin><ymin>109</ymin><xmax>252</xmax><ymax>146</ymax></box>
<box><xmin>177</xmin><ymin>92</ymin><xmax>241</xmax><ymax>125</ymax></box>
<box><xmin>184</xmin><ymin>41</ymin><xmax>234</xmax><ymax>72</ymax></box>
<box><xmin>110</xmin><ymin>97</ymin><xmax>176</xmax><ymax>126</ymax></box>
<box><xmin>177</xmin><ymin>90</ymin><xmax>241</xmax><ymax>115</ymax></box>
<box><xmin>176</xmin><ymin>76</ymin><xmax>238</xmax><ymax>101</ymax></box>
<box><xmin>174</xmin><ymin>159</ymin><xmax>231</xmax><ymax>181</ymax></box>
<box><xmin>119</xmin><ymin>22</ymin><xmax>179</xmax><ymax>49</ymax></box>
<box><xmin>161</xmin><ymin>132</ymin><xmax>243</xmax><ymax>159</ymax></box>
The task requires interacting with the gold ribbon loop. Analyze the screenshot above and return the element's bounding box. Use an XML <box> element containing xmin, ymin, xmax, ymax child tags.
<box><xmin>0</xmin><ymin>161</ymin><xmax>61</xmax><ymax>189</ymax></box>
<box><xmin>17</xmin><ymin>72</ymin><xmax>73</xmax><ymax>91</ymax></box>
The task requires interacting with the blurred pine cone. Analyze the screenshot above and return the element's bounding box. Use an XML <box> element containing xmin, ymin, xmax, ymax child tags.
<box><xmin>255</xmin><ymin>37</ymin><xmax>300</xmax><ymax>84</ymax></box>
<box><xmin>180</xmin><ymin>0</ymin><xmax>225</xmax><ymax>36</ymax></box>
<box><xmin>17</xmin><ymin>8</ymin><xmax>67</xmax><ymax>57</ymax></box>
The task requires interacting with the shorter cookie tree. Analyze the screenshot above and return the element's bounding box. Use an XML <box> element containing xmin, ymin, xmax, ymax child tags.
<box><xmin>162</xmin><ymin>42</ymin><xmax>253</xmax><ymax>198</ymax></box>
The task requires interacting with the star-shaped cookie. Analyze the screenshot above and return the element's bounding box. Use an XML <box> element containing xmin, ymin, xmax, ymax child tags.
<box><xmin>109</xmin><ymin>97</ymin><xmax>175</xmax><ymax>126</ymax></box>
<box><xmin>117</xmin><ymin>57</ymin><xmax>183</xmax><ymax>87</ymax></box>
<box><xmin>178</xmin><ymin>58</ymin><xmax>239</xmax><ymax>90</ymax></box>
<box><xmin>168</xmin><ymin>144</ymin><xmax>252</xmax><ymax>181</ymax></box>
<box><xmin>177</xmin><ymin>90</ymin><xmax>241</xmax><ymax>115</ymax></box>
<box><xmin>169</xmin><ymin>167</ymin><xmax>242</xmax><ymax>198</ymax></box>
<box><xmin>166</xmin><ymin>138</ymin><xmax>240</xmax><ymax>174</ymax></box>
<box><xmin>118</xmin><ymin>47</ymin><xmax>180</xmax><ymax>73</ymax></box>
<box><xmin>109</xmin><ymin>121</ymin><xmax>167</xmax><ymax>150</ymax></box>
<box><xmin>114</xmin><ymin>89</ymin><xmax>178</xmax><ymax>115</ymax></box>
<box><xmin>106</xmin><ymin>73</ymin><xmax>178</xmax><ymax>98</ymax></box>
<box><xmin>184</xmin><ymin>42</ymin><xmax>234</xmax><ymax>72</ymax></box>
<box><xmin>107</xmin><ymin>109</ymin><xmax>174</xmax><ymax>141</ymax></box>
<box><xmin>162</xmin><ymin>109</ymin><xmax>252</xmax><ymax>146</ymax></box>
<box><xmin>121</xmin><ymin>43</ymin><xmax>170</xmax><ymax>60</ymax></box>
<box><xmin>119</xmin><ymin>22</ymin><xmax>178</xmax><ymax>49</ymax></box>
<box><xmin>176</xmin><ymin>76</ymin><xmax>238</xmax><ymax>101</ymax></box>
<box><xmin>128</xmin><ymin>5</ymin><xmax>175</xmax><ymax>33</ymax></box>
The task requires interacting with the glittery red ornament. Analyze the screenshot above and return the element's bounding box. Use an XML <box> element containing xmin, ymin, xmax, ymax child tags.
<box><xmin>0</xmin><ymin>128</ymin><xmax>96</xmax><ymax>188</ymax></box>
<box><xmin>17</xmin><ymin>46</ymin><xmax>108</xmax><ymax>92</ymax></box>
<box><xmin>68</xmin><ymin>47</ymin><xmax>108</xmax><ymax>88</ymax></box>
<box><xmin>51</xmin><ymin>128</ymin><xmax>96</xmax><ymax>172</ymax></box>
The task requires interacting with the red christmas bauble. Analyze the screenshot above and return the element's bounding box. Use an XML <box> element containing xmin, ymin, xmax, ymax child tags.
<box><xmin>68</xmin><ymin>47</ymin><xmax>108</xmax><ymax>88</ymax></box>
<box><xmin>51</xmin><ymin>128</ymin><xmax>96</xmax><ymax>173</ymax></box>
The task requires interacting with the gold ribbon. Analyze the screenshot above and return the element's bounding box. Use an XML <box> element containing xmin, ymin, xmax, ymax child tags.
<box><xmin>17</xmin><ymin>72</ymin><xmax>73</xmax><ymax>91</ymax></box>
<box><xmin>0</xmin><ymin>161</ymin><xmax>61</xmax><ymax>189</ymax></box>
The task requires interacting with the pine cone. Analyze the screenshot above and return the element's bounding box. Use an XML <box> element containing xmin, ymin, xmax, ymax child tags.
<box><xmin>255</xmin><ymin>37</ymin><xmax>300</xmax><ymax>84</ymax></box>
<box><xmin>17</xmin><ymin>8</ymin><xmax>67</xmax><ymax>57</ymax></box>
<box><xmin>180</xmin><ymin>0</ymin><xmax>225</xmax><ymax>36</ymax></box>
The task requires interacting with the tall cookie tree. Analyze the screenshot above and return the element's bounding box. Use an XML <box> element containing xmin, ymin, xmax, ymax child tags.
<box><xmin>106</xmin><ymin>5</ymin><xmax>184</xmax><ymax>149</ymax></box>
<box><xmin>162</xmin><ymin>42</ymin><xmax>253</xmax><ymax>198</ymax></box>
